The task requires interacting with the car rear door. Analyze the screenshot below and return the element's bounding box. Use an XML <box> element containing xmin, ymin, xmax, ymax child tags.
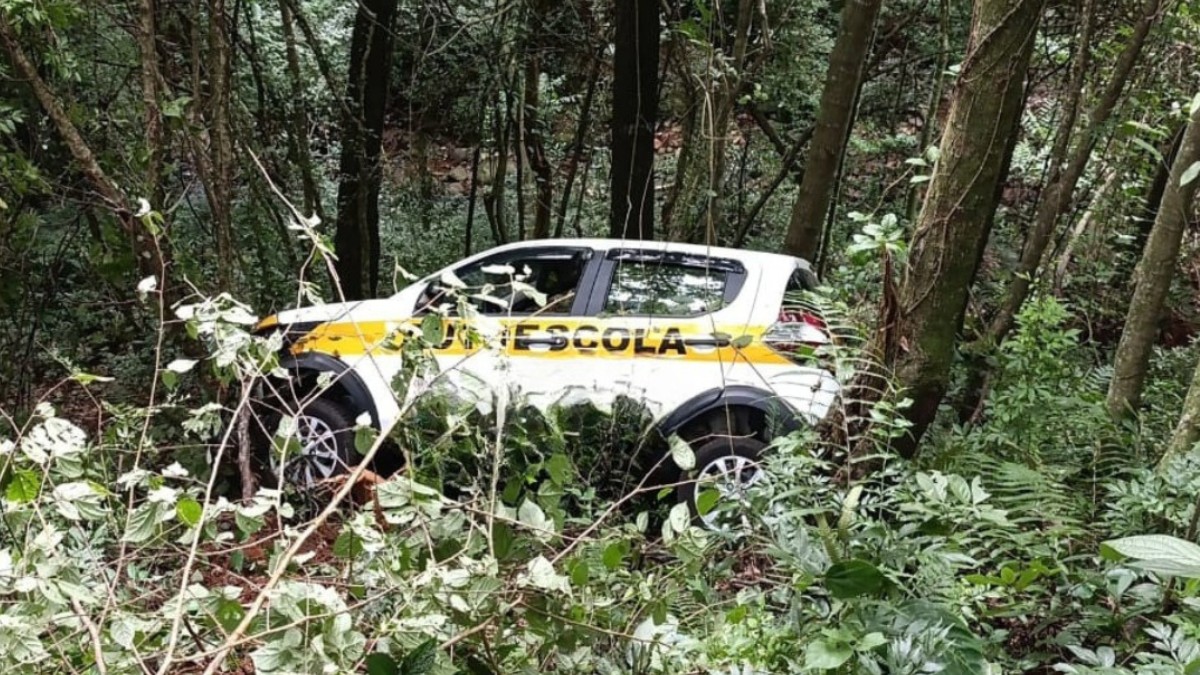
<box><xmin>581</xmin><ymin>248</ymin><xmax>754</xmax><ymax>422</ymax></box>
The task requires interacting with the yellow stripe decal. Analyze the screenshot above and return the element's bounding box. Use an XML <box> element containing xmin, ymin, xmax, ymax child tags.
<box><xmin>291</xmin><ymin>318</ymin><xmax>794</xmax><ymax>366</ymax></box>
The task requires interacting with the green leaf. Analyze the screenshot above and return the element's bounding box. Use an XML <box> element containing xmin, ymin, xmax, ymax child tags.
<box><xmin>333</xmin><ymin>529</ymin><xmax>365</xmax><ymax>559</ymax></box>
<box><xmin>569</xmin><ymin>558</ymin><xmax>590</xmax><ymax>586</ymax></box>
<box><xmin>420</xmin><ymin>314</ymin><xmax>444</xmax><ymax>345</ymax></box>
<box><xmin>1131</xmin><ymin>137</ymin><xmax>1164</xmax><ymax>162</ymax></box>
<box><xmin>825</xmin><ymin>559</ymin><xmax>886</xmax><ymax>599</ymax></box>
<box><xmin>602</xmin><ymin>542</ymin><xmax>624</xmax><ymax>570</ymax></box>
<box><xmin>804</xmin><ymin>639</ymin><xmax>853</xmax><ymax>670</ymax></box>
<box><xmin>355</xmin><ymin>425</ymin><xmax>377</xmax><ymax>454</ymax></box>
<box><xmin>1181</xmin><ymin>161</ymin><xmax>1200</xmax><ymax>188</ymax></box>
<box><xmin>545</xmin><ymin>453</ymin><xmax>572</xmax><ymax>485</ymax></box>
<box><xmin>215</xmin><ymin>598</ymin><xmax>245</xmax><ymax>632</ymax></box>
<box><xmin>730</xmin><ymin>334</ymin><xmax>754</xmax><ymax>348</ymax></box>
<box><xmin>5</xmin><ymin>470</ymin><xmax>40</xmax><ymax>503</ymax></box>
<box><xmin>365</xmin><ymin>653</ymin><xmax>399</xmax><ymax>675</ymax></box>
<box><xmin>668</xmin><ymin>502</ymin><xmax>691</xmax><ymax>534</ymax></box>
<box><xmin>696</xmin><ymin>489</ymin><xmax>720</xmax><ymax>516</ymax></box>
<box><xmin>669</xmin><ymin>436</ymin><xmax>695</xmax><ymax>471</ymax></box>
<box><xmin>176</xmin><ymin>498</ymin><xmax>203</xmax><ymax>527</ymax></box>
<box><xmin>1104</xmin><ymin>534</ymin><xmax>1200</xmax><ymax>578</ymax></box>
<box><xmin>161</xmin><ymin>96</ymin><xmax>192</xmax><ymax>118</ymax></box>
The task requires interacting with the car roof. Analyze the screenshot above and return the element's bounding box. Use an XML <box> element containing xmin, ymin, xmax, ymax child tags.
<box><xmin>480</xmin><ymin>238</ymin><xmax>814</xmax><ymax>271</ymax></box>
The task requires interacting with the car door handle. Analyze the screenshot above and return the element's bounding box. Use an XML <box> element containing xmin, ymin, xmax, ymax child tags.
<box><xmin>512</xmin><ymin>335</ymin><xmax>568</xmax><ymax>351</ymax></box>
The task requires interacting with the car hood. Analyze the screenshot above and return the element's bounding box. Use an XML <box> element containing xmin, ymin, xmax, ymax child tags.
<box><xmin>256</xmin><ymin>298</ymin><xmax>411</xmax><ymax>332</ymax></box>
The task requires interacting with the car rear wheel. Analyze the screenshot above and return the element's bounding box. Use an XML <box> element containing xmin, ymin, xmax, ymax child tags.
<box><xmin>254</xmin><ymin>396</ymin><xmax>359</xmax><ymax>490</ymax></box>
<box><xmin>675</xmin><ymin>436</ymin><xmax>767</xmax><ymax>529</ymax></box>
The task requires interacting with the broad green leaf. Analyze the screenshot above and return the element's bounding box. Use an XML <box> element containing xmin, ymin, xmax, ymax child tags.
<box><xmin>669</xmin><ymin>436</ymin><xmax>695</xmax><ymax>471</ymax></box>
<box><xmin>805</xmin><ymin>639</ymin><xmax>853</xmax><ymax>670</ymax></box>
<box><xmin>365</xmin><ymin>653</ymin><xmax>399</xmax><ymax>675</ymax></box>
<box><xmin>420</xmin><ymin>313</ymin><xmax>443</xmax><ymax>345</ymax></box>
<box><xmin>334</xmin><ymin>529</ymin><xmax>365</xmax><ymax>559</ymax></box>
<box><xmin>602</xmin><ymin>542</ymin><xmax>624</xmax><ymax>570</ymax></box>
<box><xmin>1104</xmin><ymin>534</ymin><xmax>1200</xmax><ymax>578</ymax></box>
<box><xmin>696</xmin><ymin>489</ymin><xmax>720</xmax><ymax>516</ymax></box>
<box><xmin>825</xmin><ymin>559</ymin><xmax>886</xmax><ymax>599</ymax></box>
<box><xmin>1181</xmin><ymin>161</ymin><xmax>1200</xmax><ymax>187</ymax></box>
<box><xmin>668</xmin><ymin>502</ymin><xmax>690</xmax><ymax>534</ymax></box>
<box><xmin>176</xmin><ymin>498</ymin><xmax>202</xmax><ymax>527</ymax></box>
<box><xmin>569</xmin><ymin>558</ymin><xmax>590</xmax><ymax>586</ymax></box>
<box><xmin>5</xmin><ymin>470</ymin><xmax>40</xmax><ymax>503</ymax></box>
<box><xmin>355</xmin><ymin>425</ymin><xmax>377</xmax><ymax>454</ymax></box>
<box><xmin>400</xmin><ymin>638</ymin><xmax>438</xmax><ymax>674</ymax></box>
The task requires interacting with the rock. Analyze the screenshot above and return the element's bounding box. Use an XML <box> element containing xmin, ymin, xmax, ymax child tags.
<box><xmin>447</xmin><ymin>166</ymin><xmax>470</xmax><ymax>183</ymax></box>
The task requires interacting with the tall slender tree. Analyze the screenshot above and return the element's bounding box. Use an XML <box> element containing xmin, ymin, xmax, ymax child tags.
<box><xmin>334</xmin><ymin>0</ymin><xmax>400</xmax><ymax>299</ymax></box>
<box><xmin>783</xmin><ymin>0</ymin><xmax>883</xmax><ymax>262</ymax></box>
<box><xmin>609</xmin><ymin>0</ymin><xmax>659</xmax><ymax>240</ymax></box>
<box><xmin>886</xmin><ymin>0</ymin><xmax>1045</xmax><ymax>455</ymax></box>
<box><xmin>1106</xmin><ymin>102</ymin><xmax>1200</xmax><ymax>418</ymax></box>
<box><xmin>987</xmin><ymin>0</ymin><xmax>1164</xmax><ymax>343</ymax></box>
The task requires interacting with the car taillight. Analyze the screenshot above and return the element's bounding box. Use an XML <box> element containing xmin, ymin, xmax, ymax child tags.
<box><xmin>762</xmin><ymin>309</ymin><xmax>829</xmax><ymax>361</ymax></box>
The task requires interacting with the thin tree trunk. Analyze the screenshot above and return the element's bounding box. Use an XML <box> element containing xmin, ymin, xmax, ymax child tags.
<box><xmin>886</xmin><ymin>0</ymin><xmax>1045</xmax><ymax>456</ymax></box>
<box><xmin>334</xmin><ymin>0</ymin><xmax>399</xmax><ymax>299</ymax></box>
<box><xmin>783</xmin><ymin>0</ymin><xmax>883</xmax><ymax>261</ymax></box>
<box><xmin>1053</xmin><ymin>168</ymin><xmax>1116</xmax><ymax>293</ymax></box>
<box><xmin>988</xmin><ymin>0</ymin><xmax>1162</xmax><ymax>343</ymax></box>
<box><xmin>209</xmin><ymin>0</ymin><xmax>236</xmax><ymax>291</ymax></box>
<box><xmin>1165</xmin><ymin>353</ymin><xmax>1200</xmax><ymax>465</ymax></box>
<box><xmin>0</xmin><ymin>14</ymin><xmax>166</xmax><ymax>280</ymax></box>
<box><xmin>280</xmin><ymin>0</ymin><xmax>342</xmax><ymax>108</ymax></box>
<box><xmin>693</xmin><ymin>0</ymin><xmax>755</xmax><ymax>244</ymax></box>
<box><xmin>522</xmin><ymin>5</ymin><xmax>552</xmax><ymax>240</ymax></box>
<box><xmin>1106</xmin><ymin>105</ymin><xmax>1200</xmax><ymax>418</ymax></box>
<box><xmin>138</xmin><ymin>0</ymin><xmax>165</xmax><ymax>207</ymax></box>
<box><xmin>279</xmin><ymin>0</ymin><xmax>324</xmax><ymax>225</ymax></box>
<box><xmin>905</xmin><ymin>0</ymin><xmax>950</xmax><ymax>222</ymax></box>
<box><xmin>733</xmin><ymin>125</ymin><xmax>815</xmax><ymax>247</ymax></box>
<box><xmin>555</xmin><ymin>45</ymin><xmax>603</xmax><ymax>238</ymax></box>
<box><xmin>610</xmin><ymin>0</ymin><xmax>659</xmax><ymax>240</ymax></box>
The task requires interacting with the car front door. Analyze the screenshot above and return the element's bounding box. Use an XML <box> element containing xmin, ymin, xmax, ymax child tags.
<box><xmin>412</xmin><ymin>245</ymin><xmax>602</xmax><ymax>413</ymax></box>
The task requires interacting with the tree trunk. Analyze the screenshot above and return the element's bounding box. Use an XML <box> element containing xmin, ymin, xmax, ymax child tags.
<box><xmin>1106</xmin><ymin>105</ymin><xmax>1200</xmax><ymax>418</ymax></box>
<box><xmin>887</xmin><ymin>0</ymin><xmax>1045</xmax><ymax>456</ymax></box>
<box><xmin>906</xmin><ymin>0</ymin><xmax>952</xmax><ymax>222</ymax></box>
<box><xmin>692</xmin><ymin>0</ymin><xmax>755</xmax><ymax>244</ymax></box>
<box><xmin>1165</xmin><ymin>353</ymin><xmax>1200</xmax><ymax>465</ymax></box>
<box><xmin>209</xmin><ymin>0</ymin><xmax>236</xmax><ymax>291</ymax></box>
<box><xmin>0</xmin><ymin>14</ymin><xmax>166</xmax><ymax>280</ymax></box>
<box><xmin>138</xmin><ymin>0</ymin><xmax>165</xmax><ymax>207</ymax></box>
<box><xmin>279</xmin><ymin>0</ymin><xmax>324</xmax><ymax>225</ymax></box>
<box><xmin>522</xmin><ymin>3</ymin><xmax>553</xmax><ymax>240</ymax></box>
<box><xmin>334</xmin><ymin>0</ymin><xmax>399</xmax><ymax>299</ymax></box>
<box><xmin>609</xmin><ymin>0</ymin><xmax>659</xmax><ymax>240</ymax></box>
<box><xmin>783</xmin><ymin>0</ymin><xmax>883</xmax><ymax>261</ymax></box>
<box><xmin>987</xmin><ymin>0</ymin><xmax>1162</xmax><ymax>343</ymax></box>
<box><xmin>556</xmin><ymin>44</ymin><xmax>603</xmax><ymax>238</ymax></box>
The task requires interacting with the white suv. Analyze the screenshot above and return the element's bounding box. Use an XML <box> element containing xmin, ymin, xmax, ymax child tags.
<box><xmin>251</xmin><ymin>239</ymin><xmax>840</xmax><ymax>519</ymax></box>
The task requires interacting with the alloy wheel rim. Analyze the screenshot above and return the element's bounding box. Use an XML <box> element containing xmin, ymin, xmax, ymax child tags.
<box><xmin>694</xmin><ymin>453</ymin><xmax>764</xmax><ymax>529</ymax></box>
<box><xmin>274</xmin><ymin>414</ymin><xmax>341</xmax><ymax>488</ymax></box>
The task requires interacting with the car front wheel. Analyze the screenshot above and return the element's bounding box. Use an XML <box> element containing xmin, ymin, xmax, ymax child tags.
<box><xmin>255</xmin><ymin>396</ymin><xmax>359</xmax><ymax>490</ymax></box>
<box><xmin>675</xmin><ymin>436</ymin><xmax>767</xmax><ymax>529</ymax></box>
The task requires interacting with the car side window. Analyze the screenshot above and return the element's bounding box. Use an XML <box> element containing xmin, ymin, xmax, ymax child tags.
<box><xmin>427</xmin><ymin>250</ymin><xmax>589</xmax><ymax>316</ymax></box>
<box><xmin>604</xmin><ymin>260</ymin><xmax>729</xmax><ymax>316</ymax></box>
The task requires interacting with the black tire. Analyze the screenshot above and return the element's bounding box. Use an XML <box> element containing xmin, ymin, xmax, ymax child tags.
<box><xmin>253</xmin><ymin>395</ymin><xmax>359</xmax><ymax>490</ymax></box>
<box><xmin>674</xmin><ymin>436</ymin><xmax>767</xmax><ymax>526</ymax></box>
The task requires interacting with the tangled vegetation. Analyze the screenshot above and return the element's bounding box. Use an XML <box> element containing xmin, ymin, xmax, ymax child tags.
<box><xmin>4</xmin><ymin>0</ymin><xmax>1200</xmax><ymax>672</ymax></box>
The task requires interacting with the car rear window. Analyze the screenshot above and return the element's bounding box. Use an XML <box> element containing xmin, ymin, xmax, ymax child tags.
<box><xmin>604</xmin><ymin>261</ymin><xmax>728</xmax><ymax>316</ymax></box>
